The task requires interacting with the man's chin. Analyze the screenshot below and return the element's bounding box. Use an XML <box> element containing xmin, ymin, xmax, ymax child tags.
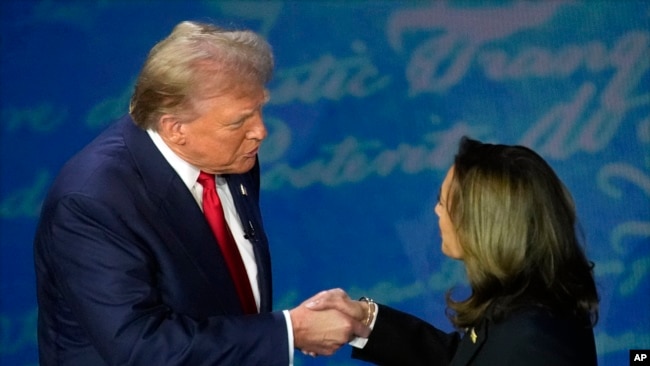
<box><xmin>232</xmin><ymin>158</ymin><xmax>257</xmax><ymax>174</ymax></box>
<box><xmin>214</xmin><ymin>155</ymin><xmax>257</xmax><ymax>175</ymax></box>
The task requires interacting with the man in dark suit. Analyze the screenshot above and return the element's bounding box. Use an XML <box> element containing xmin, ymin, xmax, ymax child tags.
<box><xmin>34</xmin><ymin>21</ymin><xmax>366</xmax><ymax>365</ymax></box>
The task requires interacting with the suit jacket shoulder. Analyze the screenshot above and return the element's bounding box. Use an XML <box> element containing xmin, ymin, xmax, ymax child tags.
<box><xmin>454</xmin><ymin>307</ymin><xmax>597</xmax><ymax>366</ymax></box>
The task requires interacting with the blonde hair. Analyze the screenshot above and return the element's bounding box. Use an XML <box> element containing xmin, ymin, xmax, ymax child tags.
<box><xmin>129</xmin><ymin>21</ymin><xmax>274</xmax><ymax>129</ymax></box>
<box><xmin>445</xmin><ymin>137</ymin><xmax>599</xmax><ymax>329</ymax></box>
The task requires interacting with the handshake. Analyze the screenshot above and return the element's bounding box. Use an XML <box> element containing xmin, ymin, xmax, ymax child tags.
<box><xmin>288</xmin><ymin>288</ymin><xmax>375</xmax><ymax>357</ymax></box>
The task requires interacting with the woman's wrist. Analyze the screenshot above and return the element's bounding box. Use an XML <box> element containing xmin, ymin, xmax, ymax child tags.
<box><xmin>359</xmin><ymin>297</ymin><xmax>377</xmax><ymax>327</ymax></box>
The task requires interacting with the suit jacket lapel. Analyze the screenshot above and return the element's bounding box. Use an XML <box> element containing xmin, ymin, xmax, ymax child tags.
<box><xmin>225</xmin><ymin>166</ymin><xmax>273</xmax><ymax>313</ymax></box>
<box><xmin>120</xmin><ymin>116</ymin><xmax>243</xmax><ymax>313</ymax></box>
<box><xmin>451</xmin><ymin>322</ymin><xmax>488</xmax><ymax>366</ymax></box>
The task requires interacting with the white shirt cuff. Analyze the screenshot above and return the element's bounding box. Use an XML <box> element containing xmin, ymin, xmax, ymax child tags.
<box><xmin>283</xmin><ymin>310</ymin><xmax>295</xmax><ymax>365</ymax></box>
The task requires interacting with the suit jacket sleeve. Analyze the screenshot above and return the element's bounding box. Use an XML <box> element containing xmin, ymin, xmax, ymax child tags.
<box><xmin>352</xmin><ymin>304</ymin><xmax>461</xmax><ymax>366</ymax></box>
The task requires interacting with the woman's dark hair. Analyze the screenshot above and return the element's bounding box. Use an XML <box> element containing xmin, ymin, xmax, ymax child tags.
<box><xmin>444</xmin><ymin>137</ymin><xmax>599</xmax><ymax>329</ymax></box>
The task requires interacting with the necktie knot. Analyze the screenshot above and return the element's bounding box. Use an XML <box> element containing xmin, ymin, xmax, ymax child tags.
<box><xmin>197</xmin><ymin>171</ymin><xmax>216</xmax><ymax>188</ymax></box>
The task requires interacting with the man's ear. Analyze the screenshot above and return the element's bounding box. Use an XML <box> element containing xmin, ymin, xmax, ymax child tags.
<box><xmin>159</xmin><ymin>115</ymin><xmax>186</xmax><ymax>145</ymax></box>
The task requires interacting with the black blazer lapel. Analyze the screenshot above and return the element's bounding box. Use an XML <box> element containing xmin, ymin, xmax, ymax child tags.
<box><xmin>450</xmin><ymin>323</ymin><xmax>488</xmax><ymax>366</ymax></box>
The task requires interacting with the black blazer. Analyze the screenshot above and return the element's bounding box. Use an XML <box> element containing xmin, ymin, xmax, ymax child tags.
<box><xmin>352</xmin><ymin>304</ymin><xmax>597</xmax><ymax>366</ymax></box>
<box><xmin>34</xmin><ymin>116</ymin><xmax>289</xmax><ymax>365</ymax></box>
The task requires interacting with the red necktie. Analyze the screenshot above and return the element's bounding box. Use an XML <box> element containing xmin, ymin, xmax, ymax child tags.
<box><xmin>197</xmin><ymin>171</ymin><xmax>257</xmax><ymax>314</ymax></box>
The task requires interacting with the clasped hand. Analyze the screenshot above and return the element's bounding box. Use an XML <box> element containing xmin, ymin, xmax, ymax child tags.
<box><xmin>289</xmin><ymin>288</ymin><xmax>370</xmax><ymax>357</ymax></box>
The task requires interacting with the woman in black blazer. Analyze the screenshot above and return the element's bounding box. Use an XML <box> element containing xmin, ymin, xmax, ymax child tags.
<box><xmin>308</xmin><ymin>137</ymin><xmax>599</xmax><ymax>365</ymax></box>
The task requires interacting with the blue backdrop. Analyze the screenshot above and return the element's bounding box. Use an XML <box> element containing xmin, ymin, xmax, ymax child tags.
<box><xmin>1</xmin><ymin>1</ymin><xmax>648</xmax><ymax>365</ymax></box>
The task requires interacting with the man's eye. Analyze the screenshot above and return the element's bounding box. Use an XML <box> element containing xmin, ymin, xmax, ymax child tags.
<box><xmin>229</xmin><ymin>118</ymin><xmax>246</xmax><ymax>127</ymax></box>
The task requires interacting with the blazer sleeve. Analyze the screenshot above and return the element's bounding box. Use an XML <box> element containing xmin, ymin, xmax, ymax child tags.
<box><xmin>35</xmin><ymin>192</ymin><xmax>289</xmax><ymax>366</ymax></box>
<box><xmin>352</xmin><ymin>304</ymin><xmax>461</xmax><ymax>366</ymax></box>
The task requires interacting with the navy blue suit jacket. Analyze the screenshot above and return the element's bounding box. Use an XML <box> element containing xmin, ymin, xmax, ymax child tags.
<box><xmin>34</xmin><ymin>116</ymin><xmax>289</xmax><ymax>365</ymax></box>
<box><xmin>352</xmin><ymin>304</ymin><xmax>597</xmax><ymax>366</ymax></box>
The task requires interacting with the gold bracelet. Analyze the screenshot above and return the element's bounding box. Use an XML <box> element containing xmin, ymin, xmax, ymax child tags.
<box><xmin>359</xmin><ymin>296</ymin><xmax>376</xmax><ymax>326</ymax></box>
